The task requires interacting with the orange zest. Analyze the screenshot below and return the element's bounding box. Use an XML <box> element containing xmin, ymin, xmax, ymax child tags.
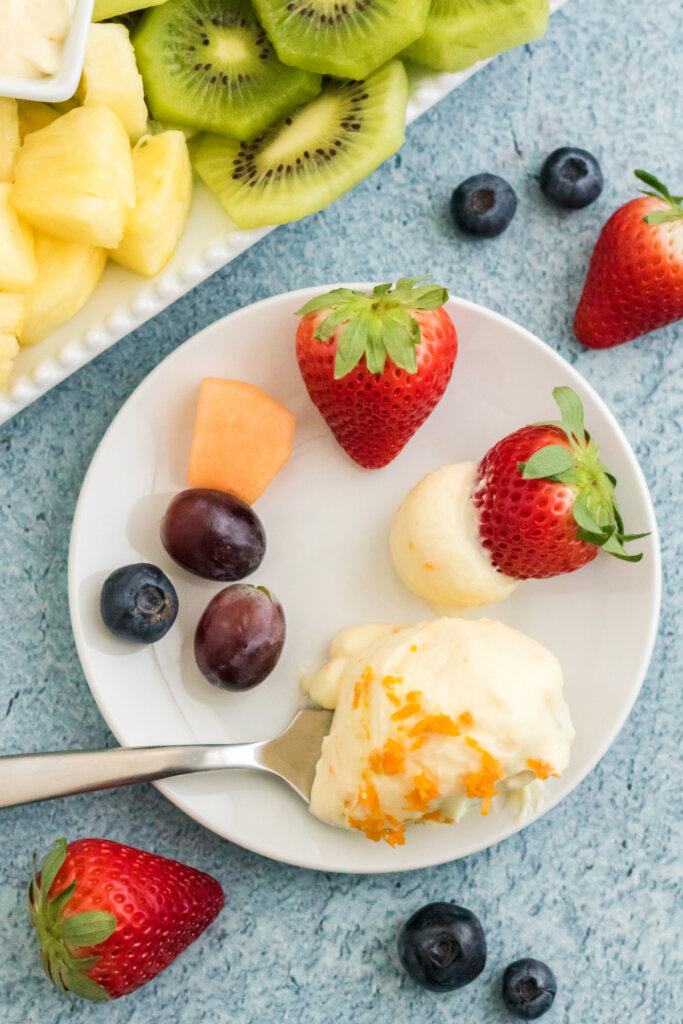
<box><xmin>368</xmin><ymin>738</ymin><xmax>406</xmax><ymax>776</ymax></box>
<box><xmin>458</xmin><ymin>711</ymin><xmax>473</xmax><ymax>728</ymax></box>
<box><xmin>382</xmin><ymin>674</ymin><xmax>402</xmax><ymax>707</ymax></box>
<box><xmin>408</xmin><ymin>713</ymin><xmax>461</xmax><ymax>739</ymax></box>
<box><xmin>391</xmin><ymin>690</ymin><xmax>422</xmax><ymax>722</ymax></box>
<box><xmin>526</xmin><ymin>758</ymin><xmax>559</xmax><ymax>780</ymax></box>
<box><xmin>464</xmin><ymin>736</ymin><xmax>503</xmax><ymax>816</ymax></box>
<box><xmin>347</xmin><ymin>815</ymin><xmax>406</xmax><ymax>846</ymax></box>
<box><xmin>347</xmin><ymin>771</ymin><xmax>406</xmax><ymax>846</ymax></box>
<box><xmin>405</xmin><ymin>771</ymin><xmax>440</xmax><ymax>812</ymax></box>
<box><xmin>422</xmin><ymin>810</ymin><xmax>454</xmax><ymax>825</ymax></box>
<box><xmin>352</xmin><ymin>665</ymin><xmax>374</xmax><ymax>710</ymax></box>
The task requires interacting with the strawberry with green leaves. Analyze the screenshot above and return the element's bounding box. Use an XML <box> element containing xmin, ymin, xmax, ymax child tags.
<box><xmin>295</xmin><ymin>278</ymin><xmax>458</xmax><ymax>468</ymax></box>
<box><xmin>29</xmin><ymin>838</ymin><xmax>224</xmax><ymax>1003</ymax></box>
<box><xmin>574</xmin><ymin>170</ymin><xmax>683</xmax><ymax>349</ymax></box>
<box><xmin>472</xmin><ymin>387</ymin><xmax>647</xmax><ymax>579</ymax></box>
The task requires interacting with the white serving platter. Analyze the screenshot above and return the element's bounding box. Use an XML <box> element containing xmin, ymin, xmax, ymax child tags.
<box><xmin>0</xmin><ymin>1</ymin><xmax>568</xmax><ymax>424</ymax></box>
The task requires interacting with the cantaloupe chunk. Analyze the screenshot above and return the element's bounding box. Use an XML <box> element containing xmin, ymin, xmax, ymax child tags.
<box><xmin>187</xmin><ymin>378</ymin><xmax>296</xmax><ymax>505</ymax></box>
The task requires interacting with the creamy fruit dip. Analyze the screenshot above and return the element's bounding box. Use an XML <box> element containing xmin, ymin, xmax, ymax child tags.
<box><xmin>0</xmin><ymin>0</ymin><xmax>77</xmax><ymax>79</ymax></box>
<box><xmin>303</xmin><ymin>618</ymin><xmax>574</xmax><ymax>846</ymax></box>
<box><xmin>390</xmin><ymin>462</ymin><xmax>518</xmax><ymax>609</ymax></box>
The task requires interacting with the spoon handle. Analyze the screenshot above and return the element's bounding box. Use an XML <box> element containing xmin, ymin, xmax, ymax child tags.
<box><xmin>0</xmin><ymin>742</ymin><xmax>265</xmax><ymax>808</ymax></box>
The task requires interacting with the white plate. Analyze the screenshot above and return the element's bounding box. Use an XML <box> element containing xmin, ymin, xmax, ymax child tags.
<box><xmin>69</xmin><ymin>286</ymin><xmax>661</xmax><ymax>873</ymax></box>
<box><xmin>0</xmin><ymin>0</ymin><xmax>569</xmax><ymax>424</ymax></box>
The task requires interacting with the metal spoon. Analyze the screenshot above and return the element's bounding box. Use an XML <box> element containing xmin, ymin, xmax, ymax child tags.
<box><xmin>0</xmin><ymin>705</ymin><xmax>333</xmax><ymax>809</ymax></box>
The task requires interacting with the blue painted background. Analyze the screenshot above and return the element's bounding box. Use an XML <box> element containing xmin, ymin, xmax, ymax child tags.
<box><xmin>1</xmin><ymin>0</ymin><xmax>681</xmax><ymax>1020</ymax></box>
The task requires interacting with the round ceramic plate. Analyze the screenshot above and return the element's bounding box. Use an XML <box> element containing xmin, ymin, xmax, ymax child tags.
<box><xmin>69</xmin><ymin>287</ymin><xmax>661</xmax><ymax>874</ymax></box>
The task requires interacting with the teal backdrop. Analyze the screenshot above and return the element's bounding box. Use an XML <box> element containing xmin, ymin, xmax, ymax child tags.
<box><xmin>0</xmin><ymin>1</ymin><xmax>680</xmax><ymax>1020</ymax></box>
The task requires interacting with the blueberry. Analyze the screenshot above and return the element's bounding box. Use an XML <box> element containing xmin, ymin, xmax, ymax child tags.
<box><xmin>502</xmin><ymin>958</ymin><xmax>557</xmax><ymax>1019</ymax></box>
<box><xmin>450</xmin><ymin>173</ymin><xmax>517</xmax><ymax>237</ymax></box>
<box><xmin>398</xmin><ymin>902</ymin><xmax>486</xmax><ymax>991</ymax></box>
<box><xmin>100</xmin><ymin>563</ymin><xmax>178</xmax><ymax>644</ymax></box>
<box><xmin>540</xmin><ymin>147</ymin><xmax>603</xmax><ymax>209</ymax></box>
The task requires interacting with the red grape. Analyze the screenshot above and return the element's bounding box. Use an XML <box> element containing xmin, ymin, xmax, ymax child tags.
<box><xmin>194</xmin><ymin>584</ymin><xmax>285</xmax><ymax>691</ymax></box>
<box><xmin>161</xmin><ymin>488</ymin><xmax>265</xmax><ymax>582</ymax></box>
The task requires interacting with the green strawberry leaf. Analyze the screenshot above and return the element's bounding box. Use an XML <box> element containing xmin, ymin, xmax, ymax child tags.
<box><xmin>634</xmin><ymin>170</ymin><xmax>671</xmax><ymax>200</ymax></box>
<box><xmin>314</xmin><ymin>306</ymin><xmax>353</xmax><ymax>342</ymax></box>
<box><xmin>334</xmin><ymin>316</ymin><xmax>368</xmax><ymax>378</ymax></box>
<box><xmin>295</xmin><ymin>289</ymin><xmax>358</xmax><ymax>316</ymax></box>
<box><xmin>643</xmin><ymin>209</ymin><xmax>683</xmax><ymax>225</ymax></box>
<box><xmin>577</xmin><ymin>525</ymin><xmax>616</xmax><ymax>546</ymax></box>
<box><xmin>634</xmin><ymin>170</ymin><xmax>683</xmax><ymax>223</ymax></box>
<box><xmin>37</xmin><ymin>840</ymin><xmax>67</xmax><ymax>901</ymax></box>
<box><xmin>364</xmin><ymin>316</ymin><xmax>387</xmax><ymax>375</ymax></box>
<box><xmin>59</xmin><ymin>967</ymin><xmax>110</xmax><ymax>1002</ymax></box>
<box><xmin>572</xmin><ymin>493</ymin><xmax>605</xmax><ymax>536</ymax></box>
<box><xmin>382</xmin><ymin>317</ymin><xmax>418</xmax><ymax>373</ymax></box>
<box><xmin>396</xmin><ymin>284</ymin><xmax>449</xmax><ymax>310</ymax></box>
<box><xmin>602</xmin><ymin>533</ymin><xmax>644</xmax><ymax>562</ymax></box>
<box><xmin>60</xmin><ymin>911</ymin><xmax>117</xmax><ymax>948</ymax></box>
<box><xmin>552</xmin><ymin>467</ymin><xmax>581</xmax><ymax>486</ymax></box>
<box><xmin>49</xmin><ymin>881</ymin><xmax>77</xmax><ymax>917</ymax></box>
<box><xmin>395</xmin><ymin>276</ymin><xmax>431</xmax><ymax>290</ymax></box>
<box><xmin>552</xmin><ymin>386</ymin><xmax>586</xmax><ymax>444</ymax></box>
<box><xmin>372</xmin><ymin>283</ymin><xmax>393</xmax><ymax>295</ymax></box>
<box><xmin>619</xmin><ymin>531</ymin><xmax>651</xmax><ymax>542</ymax></box>
<box><xmin>519</xmin><ymin>445</ymin><xmax>576</xmax><ymax>480</ymax></box>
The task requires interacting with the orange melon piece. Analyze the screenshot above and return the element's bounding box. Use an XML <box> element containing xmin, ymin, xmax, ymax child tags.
<box><xmin>187</xmin><ymin>378</ymin><xmax>295</xmax><ymax>505</ymax></box>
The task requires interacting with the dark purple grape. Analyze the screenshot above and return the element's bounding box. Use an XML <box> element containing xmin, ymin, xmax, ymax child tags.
<box><xmin>161</xmin><ymin>488</ymin><xmax>265</xmax><ymax>582</ymax></box>
<box><xmin>194</xmin><ymin>584</ymin><xmax>285</xmax><ymax>691</ymax></box>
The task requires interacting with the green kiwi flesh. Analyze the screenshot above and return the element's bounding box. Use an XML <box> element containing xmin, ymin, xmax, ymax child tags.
<box><xmin>93</xmin><ymin>0</ymin><xmax>168</xmax><ymax>20</ymax></box>
<box><xmin>191</xmin><ymin>59</ymin><xmax>408</xmax><ymax>229</ymax></box>
<box><xmin>252</xmin><ymin>0</ymin><xmax>431</xmax><ymax>78</ymax></box>
<box><xmin>133</xmin><ymin>0</ymin><xmax>322</xmax><ymax>141</ymax></box>
<box><xmin>404</xmin><ymin>0</ymin><xmax>549</xmax><ymax>73</ymax></box>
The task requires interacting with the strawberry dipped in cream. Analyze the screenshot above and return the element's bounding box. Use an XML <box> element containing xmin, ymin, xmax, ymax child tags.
<box><xmin>391</xmin><ymin>386</ymin><xmax>646</xmax><ymax>610</ymax></box>
<box><xmin>302</xmin><ymin>618</ymin><xmax>574</xmax><ymax>846</ymax></box>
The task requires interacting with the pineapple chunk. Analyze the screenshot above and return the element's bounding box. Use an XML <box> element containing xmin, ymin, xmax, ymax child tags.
<box><xmin>110</xmin><ymin>132</ymin><xmax>192</xmax><ymax>277</ymax></box>
<box><xmin>0</xmin><ymin>333</ymin><xmax>19</xmax><ymax>389</ymax></box>
<box><xmin>12</xmin><ymin>106</ymin><xmax>135</xmax><ymax>249</ymax></box>
<box><xmin>0</xmin><ymin>99</ymin><xmax>20</xmax><ymax>182</ymax></box>
<box><xmin>0</xmin><ymin>294</ymin><xmax>25</xmax><ymax>336</ymax></box>
<box><xmin>17</xmin><ymin>101</ymin><xmax>61</xmax><ymax>141</ymax></box>
<box><xmin>0</xmin><ymin>184</ymin><xmax>37</xmax><ymax>292</ymax></box>
<box><xmin>78</xmin><ymin>24</ymin><xmax>148</xmax><ymax>142</ymax></box>
<box><xmin>20</xmin><ymin>234</ymin><xmax>107</xmax><ymax>347</ymax></box>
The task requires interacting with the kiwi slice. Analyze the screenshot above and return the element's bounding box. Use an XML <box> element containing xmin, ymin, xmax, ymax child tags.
<box><xmin>191</xmin><ymin>59</ymin><xmax>408</xmax><ymax>229</ymax></box>
<box><xmin>251</xmin><ymin>0</ymin><xmax>431</xmax><ymax>79</ymax></box>
<box><xmin>404</xmin><ymin>0</ymin><xmax>549</xmax><ymax>73</ymax></box>
<box><xmin>133</xmin><ymin>0</ymin><xmax>322</xmax><ymax>141</ymax></box>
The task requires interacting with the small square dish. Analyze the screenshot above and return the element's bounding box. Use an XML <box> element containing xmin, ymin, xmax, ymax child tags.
<box><xmin>0</xmin><ymin>0</ymin><xmax>95</xmax><ymax>103</ymax></box>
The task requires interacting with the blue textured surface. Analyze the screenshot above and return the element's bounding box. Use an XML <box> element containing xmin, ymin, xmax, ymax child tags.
<box><xmin>1</xmin><ymin>0</ymin><xmax>682</xmax><ymax>1020</ymax></box>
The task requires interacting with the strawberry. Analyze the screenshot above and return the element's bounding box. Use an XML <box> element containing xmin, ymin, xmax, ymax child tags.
<box><xmin>472</xmin><ymin>386</ymin><xmax>647</xmax><ymax>579</ymax></box>
<box><xmin>295</xmin><ymin>278</ymin><xmax>458</xmax><ymax>468</ymax></box>
<box><xmin>574</xmin><ymin>170</ymin><xmax>683</xmax><ymax>348</ymax></box>
<box><xmin>29</xmin><ymin>838</ymin><xmax>224</xmax><ymax>1003</ymax></box>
